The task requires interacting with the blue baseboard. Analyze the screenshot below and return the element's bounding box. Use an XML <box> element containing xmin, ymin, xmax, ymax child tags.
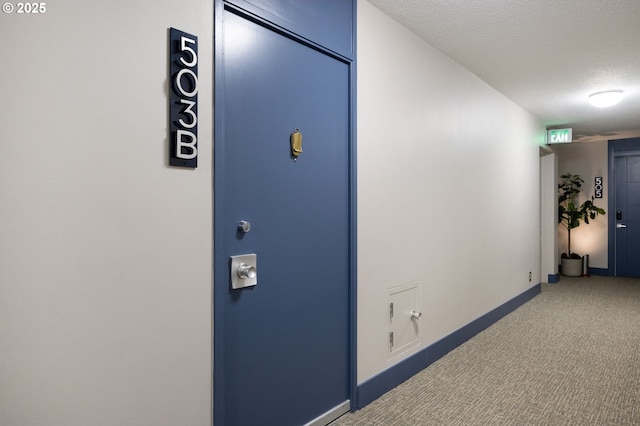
<box><xmin>588</xmin><ymin>267</ymin><xmax>610</xmax><ymax>276</ymax></box>
<box><xmin>547</xmin><ymin>273</ymin><xmax>560</xmax><ymax>283</ymax></box>
<box><xmin>355</xmin><ymin>283</ymin><xmax>542</xmax><ymax>409</ymax></box>
<box><xmin>555</xmin><ymin>267</ymin><xmax>612</xmax><ymax>278</ymax></box>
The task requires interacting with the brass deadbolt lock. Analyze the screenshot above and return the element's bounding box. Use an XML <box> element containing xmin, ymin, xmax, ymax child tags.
<box><xmin>290</xmin><ymin>129</ymin><xmax>303</xmax><ymax>159</ymax></box>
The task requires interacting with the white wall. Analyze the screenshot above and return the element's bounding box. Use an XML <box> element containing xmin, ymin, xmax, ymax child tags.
<box><xmin>357</xmin><ymin>0</ymin><xmax>545</xmax><ymax>383</ymax></box>
<box><xmin>552</xmin><ymin>141</ymin><xmax>609</xmax><ymax>268</ymax></box>
<box><xmin>1</xmin><ymin>0</ymin><xmax>551</xmax><ymax>422</ymax></box>
<box><xmin>0</xmin><ymin>2</ymin><xmax>213</xmax><ymax>426</ymax></box>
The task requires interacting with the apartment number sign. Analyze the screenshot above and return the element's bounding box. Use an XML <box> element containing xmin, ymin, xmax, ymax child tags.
<box><xmin>595</xmin><ymin>177</ymin><xmax>603</xmax><ymax>198</ymax></box>
<box><xmin>169</xmin><ymin>28</ymin><xmax>198</xmax><ymax>168</ymax></box>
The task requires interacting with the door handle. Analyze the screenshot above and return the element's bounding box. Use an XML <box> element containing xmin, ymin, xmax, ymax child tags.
<box><xmin>616</xmin><ymin>223</ymin><xmax>627</xmax><ymax>229</ymax></box>
<box><xmin>230</xmin><ymin>254</ymin><xmax>258</xmax><ymax>289</ymax></box>
<box><xmin>237</xmin><ymin>263</ymin><xmax>257</xmax><ymax>279</ymax></box>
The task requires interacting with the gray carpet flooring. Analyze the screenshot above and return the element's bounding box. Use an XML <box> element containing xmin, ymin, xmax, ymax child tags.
<box><xmin>332</xmin><ymin>276</ymin><xmax>640</xmax><ymax>425</ymax></box>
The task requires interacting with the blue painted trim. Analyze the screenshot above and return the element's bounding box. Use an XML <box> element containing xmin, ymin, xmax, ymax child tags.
<box><xmin>608</xmin><ymin>140</ymin><xmax>616</xmax><ymax>276</ymax></box>
<box><xmin>221</xmin><ymin>0</ymin><xmax>354</xmax><ymax>62</ymax></box>
<box><xmin>213</xmin><ymin>2</ymin><xmax>230</xmax><ymax>424</ymax></box>
<box><xmin>555</xmin><ymin>267</ymin><xmax>611</xmax><ymax>278</ymax></box>
<box><xmin>588</xmin><ymin>267</ymin><xmax>611</xmax><ymax>276</ymax></box>
<box><xmin>547</xmin><ymin>273</ymin><xmax>560</xmax><ymax>283</ymax></box>
<box><xmin>348</xmin><ymin>0</ymin><xmax>358</xmax><ymax>412</ymax></box>
<box><xmin>355</xmin><ymin>283</ymin><xmax>542</xmax><ymax>409</ymax></box>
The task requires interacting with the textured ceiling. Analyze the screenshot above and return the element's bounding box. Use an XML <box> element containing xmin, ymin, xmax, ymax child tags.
<box><xmin>368</xmin><ymin>0</ymin><xmax>640</xmax><ymax>142</ymax></box>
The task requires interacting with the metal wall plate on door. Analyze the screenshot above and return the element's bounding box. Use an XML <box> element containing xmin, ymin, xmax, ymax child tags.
<box><xmin>230</xmin><ymin>254</ymin><xmax>258</xmax><ymax>289</ymax></box>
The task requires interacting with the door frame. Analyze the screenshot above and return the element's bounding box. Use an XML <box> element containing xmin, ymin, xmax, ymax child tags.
<box><xmin>212</xmin><ymin>0</ymin><xmax>357</xmax><ymax>423</ymax></box>
<box><xmin>539</xmin><ymin>147</ymin><xmax>558</xmax><ymax>283</ymax></box>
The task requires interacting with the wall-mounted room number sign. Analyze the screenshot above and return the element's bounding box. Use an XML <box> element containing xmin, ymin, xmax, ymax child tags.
<box><xmin>169</xmin><ymin>28</ymin><xmax>198</xmax><ymax>168</ymax></box>
<box><xmin>595</xmin><ymin>177</ymin><xmax>603</xmax><ymax>198</ymax></box>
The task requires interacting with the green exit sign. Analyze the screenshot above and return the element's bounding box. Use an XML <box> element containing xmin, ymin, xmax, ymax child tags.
<box><xmin>547</xmin><ymin>128</ymin><xmax>572</xmax><ymax>144</ymax></box>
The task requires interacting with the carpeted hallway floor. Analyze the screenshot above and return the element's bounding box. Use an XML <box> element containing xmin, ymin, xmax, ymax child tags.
<box><xmin>332</xmin><ymin>276</ymin><xmax>640</xmax><ymax>425</ymax></box>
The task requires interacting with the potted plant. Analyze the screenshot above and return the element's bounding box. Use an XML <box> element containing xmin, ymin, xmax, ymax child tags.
<box><xmin>558</xmin><ymin>172</ymin><xmax>606</xmax><ymax>276</ymax></box>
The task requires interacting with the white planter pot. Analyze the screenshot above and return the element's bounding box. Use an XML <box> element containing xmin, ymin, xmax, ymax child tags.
<box><xmin>561</xmin><ymin>257</ymin><xmax>583</xmax><ymax>277</ymax></box>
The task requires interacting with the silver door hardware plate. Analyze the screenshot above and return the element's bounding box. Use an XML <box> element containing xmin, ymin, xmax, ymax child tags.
<box><xmin>230</xmin><ymin>253</ymin><xmax>258</xmax><ymax>289</ymax></box>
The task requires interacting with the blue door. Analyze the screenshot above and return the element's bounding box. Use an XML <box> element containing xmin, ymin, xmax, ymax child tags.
<box><xmin>214</xmin><ymin>6</ymin><xmax>352</xmax><ymax>426</ymax></box>
<box><xmin>614</xmin><ymin>155</ymin><xmax>640</xmax><ymax>277</ymax></box>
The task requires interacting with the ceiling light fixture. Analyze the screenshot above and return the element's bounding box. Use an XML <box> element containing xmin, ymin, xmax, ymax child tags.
<box><xmin>588</xmin><ymin>90</ymin><xmax>624</xmax><ymax>108</ymax></box>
